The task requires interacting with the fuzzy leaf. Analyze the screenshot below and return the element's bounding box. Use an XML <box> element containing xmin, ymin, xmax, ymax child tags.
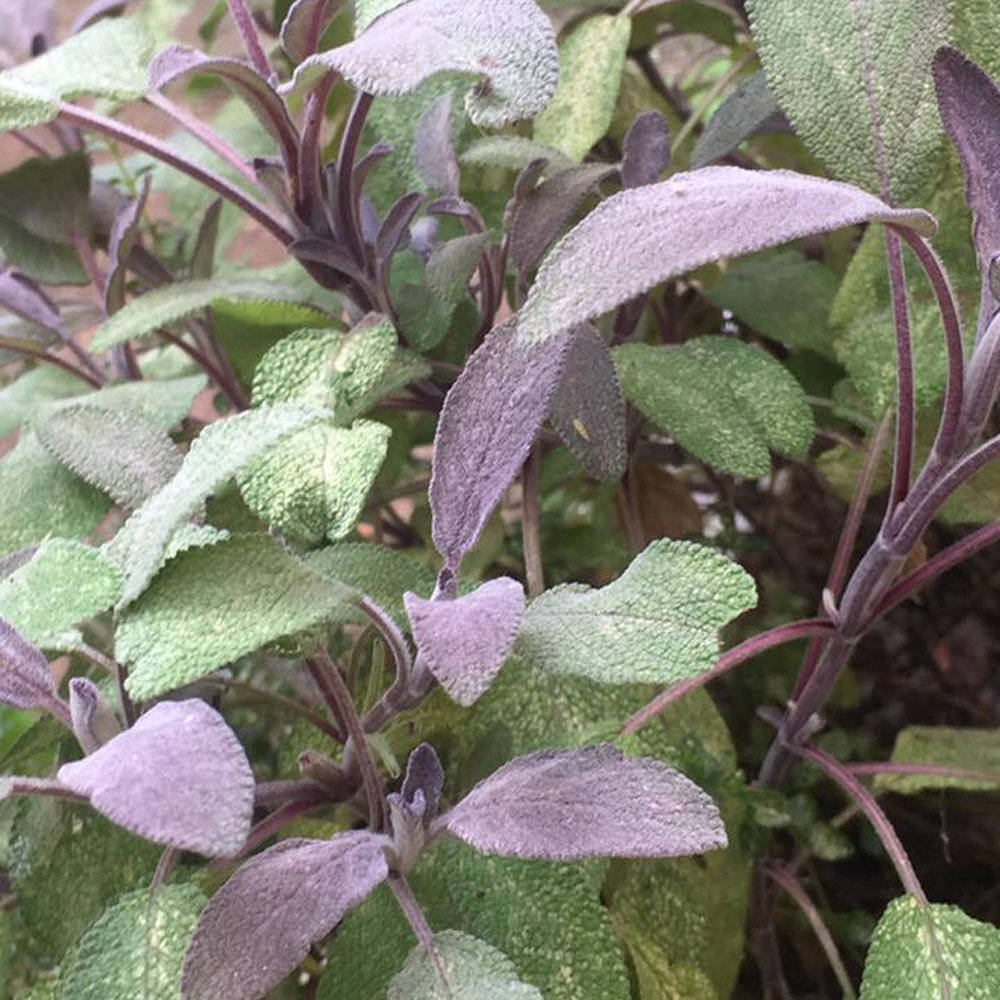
<box><xmin>390</xmin><ymin>931</ymin><xmax>542</xmax><ymax>1000</ymax></box>
<box><xmin>691</xmin><ymin>69</ymin><xmax>783</xmax><ymax>168</ymax></box>
<box><xmin>747</xmin><ymin>0</ymin><xmax>949</xmax><ymax>203</ymax></box>
<box><xmin>620</xmin><ymin>110</ymin><xmax>671</xmax><ymax>188</ymax></box>
<box><xmin>182</xmin><ymin>833</ymin><xmax>389</xmax><ymax>1000</ymax></box>
<box><xmin>37</xmin><ymin>404</ymin><xmax>183</xmax><ymax>510</ymax></box>
<box><xmin>68</xmin><ymin>677</ymin><xmax>121</xmax><ymax>754</ymax></box>
<box><xmin>237</xmin><ymin>419</ymin><xmax>390</xmax><ymax>545</ymax></box>
<box><xmin>414</xmin><ymin>93</ymin><xmax>460</xmax><ymax>196</ymax></box>
<box><xmin>289</xmin><ymin>0</ymin><xmax>559</xmax><ymax>128</ymax></box>
<box><xmin>0</xmin><ymin>538</ymin><xmax>121</xmax><ymax>645</ymax></box>
<box><xmin>615</xmin><ymin>337</ymin><xmax>815</xmax><ymax>478</ymax></box>
<box><xmin>534</xmin><ymin>14</ymin><xmax>631</xmax><ymax>163</ymax></box>
<box><xmin>460</xmin><ymin>136</ymin><xmax>572</xmax><ymax>173</ymax></box>
<box><xmin>60</xmin><ymin>885</ymin><xmax>207</xmax><ymax>1000</ymax></box>
<box><xmin>518</xmin><ymin>167</ymin><xmax>935</xmax><ymax>344</ymax></box>
<box><xmin>103</xmin><ymin>180</ymin><xmax>149</xmax><ymax>315</ymax></box>
<box><xmin>0</xmin><ymin>617</ymin><xmax>60</xmax><ymax>714</ymax></box>
<box><xmin>58</xmin><ymin>698</ymin><xmax>254</xmax><ymax>855</ymax></box>
<box><xmin>445</xmin><ymin>744</ymin><xmax>726</xmax><ymax>861</ymax></box>
<box><xmin>90</xmin><ymin>275</ymin><xmax>331</xmax><ymax>352</ymax></box>
<box><xmin>431</xmin><ymin>319</ymin><xmax>572</xmax><ymax>571</ymax></box>
<box><xmin>401</xmin><ymin>744</ymin><xmax>445</xmax><ymax>820</ymax></box>
<box><xmin>873</xmin><ymin>726</ymin><xmax>1000</xmax><ymax>795</ymax></box>
<box><xmin>516</xmin><ymin>539</ymin><xmax>756</xmax><ymax>686</ymax></box>
<box><xmin>281</xmin><ymin>0</ymin><xmax>345</xmax><ymax>63</ymax></box>
<box><xmin>860</xmin><ymin>896</ymin><xmax>1000</xmax><ymax>999</ymax></box>
<box><xmin>116</xmin><ymin>533</ymin><xmax>353</xmax><ymax>700</ymax></box>
<box><xmin>109</xmin><ymin>404</ymin><xmax>328</xmax><ymax>607</ymax></box>
<box><xmin>405</xmin><ymin>578</ymin><xmax>525</xmax><ymax>707</ymax></box>
<box><xmin>549</xmin><ymin>324</ymin><xmax>627</xmax><ymax>482</ymax></box>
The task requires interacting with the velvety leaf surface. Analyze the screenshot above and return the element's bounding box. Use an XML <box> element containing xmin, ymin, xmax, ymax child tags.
<box><xmin>691</xmin><ymin>69</ymin><xmax>783</xmax><ymax>168</ymax></box>
<box><xmin>60</xmin><ymin>884</ymin><xmax>207</xmax><ymax>1000</ymax></box>
<box><xmin>873</xmin><ymin>726</ymin><xmax>1000</xmax><ymax>795</ymax></box>
<box><xmin>460</xmin><ymin>135</ymin><xmax>572</xmax><ymax>173</ymax></box>
<box><xmin>401</xmin><ymin>743</ymin><xmax>445</xmax><ymax>820</ymax></box>
<box><xmin>182</xmin><ymin>833</ymin><xmax>389</xmax><ymax>1000</ymax></box>
<box><xmin>0</xmin><ymin>366</ymin><xmax>90</xmax><ymax>437</ymax></box>
<box><xmin>289</xmin><ymin>0</ymin><xmax>559</xmax><ymax>128</ymax></box>
<box><xmin>444</xmin><ymin>743</ymin><xmax>726</xmax><ymax>861</ymax></box>
<box><xmin>37</xmin><ymin>404</ymin><xmax>183</xmax><ymax>510</ymax></box>
<box><xmin>620</xmin><ymin>110</ymin><xmax>671</xmax><ymax>188</ymax></box>
<box><xmin>518</xmin><ymin>167</ymin><xmax>934</xmax><ymax>343</ymax></box>
<box><xmin>615</xmin><ymin>337</ymin><xmax>815</xmax><ymax>478</ymax></box>
<box><xmin>414</xmin><ymin>93</ymin><xmax>461</xmax><ymax>196</ymax></box>
<box><xmin>0</xmin><ymin>538</ymin><xmax>121</xmax><ymax>645</ymax></box>
<box><xmin>68</xmin><ymin>677</ymin><xmax>121</xmax><ymax>754</ymax></box>
<box><xmin>116</xmin><ymin>533</ymin><xmax>352</xmax><ymax>700</ymax></box>
<box><xmin>281</xmin><ymin>0</ymin><xmax>345</xmax><ymax>63</ymax></box>
<box><xmin>389</xmin><ymin>930</ymin><xmax>542</xmax><ymax>999</ymax></box>
<box><xmin>747</xmin><ymin>0</ymin><xmax>949</xmax><ymax>202</ymax></box>
<box><xmin>533</xmin><ymin>14</ymin><xmax>631</xmax><ymax>163</ymax></box>
<box><xmin>860</xmin><ymin>895</ymin><xmax>1000</xmax><ymax>999</ymax></box>
<box><xmin>430</xmin><ymin>319</ymin><xmax>572</xmax><ymax>571</ymax></box>
<box><xmin>0</xmin><ymin>617</ymin><xmax>59</xmax><ymax>714</ymax></box>
<box><xmin>405</xmin><ymin>578</ymin><xmax>525</xmax><ymax>706</ymax></box>
<box><xmin>90</xmin><ymin>275</ymin><xmax>331</xmax><ymax>352</ymax></box>
<box><xmin>109</xmin><ymin>404</ymin><xmax>328</xmax><ymax>607</ymax></box>
<box><xmin>549</xmin><ymin>324</ymin><xmax>627</xmax><ymax>482</ymax></box>
<box><xmin>58</xmin><ymin>699</ymin><xmax>254</xmax><ymax>856</ymax></box>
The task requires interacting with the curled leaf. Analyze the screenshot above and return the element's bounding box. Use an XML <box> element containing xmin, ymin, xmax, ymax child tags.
<box><xmin>68</xmin><ymin>677</ymin><xmax>121</xmax><ymax>755</ymax></box>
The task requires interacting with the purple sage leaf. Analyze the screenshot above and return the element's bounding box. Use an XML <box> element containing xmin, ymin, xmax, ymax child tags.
<box><xmin>57</xmin><ymin>699</ymin><xmax>254</xmax><ymax>856</ymax></box>
<box><xmin>548</xmin><ymin>323</ymin><xmax>627</xmax><ymax>482</ymax></box>
<box><xmin>69</xmin><ymin>0</ymin><xmax>127</xmax><ymax>35</ymax></box>
<box><xmin>0</xmin><ymin>268</ymin><xmax>63</xmax><ymax>342</ymax></box>
<box><xmin>621</xmin><ymin>110</ymin><xmax>672</xmax><ymax>188</ymax></box>
<box><xmin>0</xmin><ymin>615</ymin><xmax>62</xmax><ymax>716</ymax></box>
<box><xmin>430</xmin><ymin>318</ymin><xmax>572</xmax><ymax>571</ymax></box>
<box><xmin>404</xmin><ymin>577</ymin><xmax>525</xmax><ymax>706</ymax></box>
<box><xmin>444</xmin><ymin>743</ymin><xmax>727</xmax><ymax>861</ymax></box>
<box><xmin>181</xmin><ymin>832</ymin><xmax>389</xmax><ymax>1000</ymax></box>
<box><xmin>413</xmin><ymin>93</ymin><xmax>460</xmax><ymax>197</ymax></box>
<box><xmin>401</xmin><ymin>742</ymin><xmax>445</xmax><ymax>819</ymax></box>
<box><xmin>517</xmin><ymin>166</ymin><xmax>936</xmax><ymax>343</ymax></box>
<box><xmin>104</xmin><ymin>177</ymin><xmax>149</xmax><ymax>315</ymax></box>
<box><xmin>68</xmin><ymin>677</ymin><xmax>121</xmax><ymax>755</ymax></box>
<box><xmin>280</xmin><ymin>0</ymin><xmax>344</xmax><ymax>64</ymax></box>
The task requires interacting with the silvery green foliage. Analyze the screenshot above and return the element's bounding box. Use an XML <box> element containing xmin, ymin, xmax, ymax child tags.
<box><xmin>691</xmin><ymin>70</ymin><xmax>784</xmax><ymax>169</ymax></box>
<box><xmin>517</xmin><ymin>167</ymin><xmax>936</xmax><ymax>343</ymax></box>
<box><xmin>443</xmin><ymin>744</ymin><xmax>727</xmax><ymax>861</ymax></box>
<box><xmin>0</xmin><ymin>616</ymin><xmax>65</xmax><ymax>717</ymax></box>
<box><xmin>288</xmin><ymin>0</ymin><xmax>559</xmax><ymax>128</ymax></box>
<box><xmin>413</xmin><ymin>93</ymin><xmax>461</xmax><ymax>197</ymax></box>
<box><xmin>67</xmin><ymin>677</ymin><xmax>121</xmax><ymax>755</ymax></box>
<box><xmin>404</xmin><ymin>577</ymin><xmax>525</xmax><ymax>706</ymax></box>
<box><xmin>182</xmin><ymin>833</ymin><xmax>390</xmax><ymax>1000</ymax></box>
<box><xmin>57</xmin><ymin>699</ymin><xmax>255</xmax><ymax>856</ymax></box>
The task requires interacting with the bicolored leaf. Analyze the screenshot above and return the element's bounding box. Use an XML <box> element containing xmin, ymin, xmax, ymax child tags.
<box><xmin>57</xmin><ymin>698</ymin><xmax>254</xmax><ymax>856</ymax></box>
<box><xmin>430</xmin><ymin>319</ymin><xmax>572</xmax><ymax>571</ymax></box>
<box><xmin>533</xmin><ymin>13</ymin><xmax>631</xmax><ymax>163</ymax></box>
<box><xmin>281</xmin><ymin>0</ymin><xmax>346</xmax><ymax>64</ymax></box>
<box><xmin>182</xmin><ymin>833</ymin><xmax>389</xmax><ymax>1000</ymax></box>
<box><xmin>516</xmin><ymin>539</ymin><xmax>756</xmax><ymax>686</ymax></box>
<box><xmin>873</xmin><ymin>726</ymin><xmax>1000</xmax><ymax>795</ymax></box>
<box><xmin>103</xmin><ymin>179</ymin><xmax>149</xmax><ymax>315</ymax></box>
<box><xmin>620</xmin><ymin>110</ymin><xmax>671</xmax><ymax>188</ymax></box>
<box><xmin>0</xmin><ymin>617</ymin><xmax>63</xmax><ymax>716</ymax></box>
<box><xmin>288</xmin><ymin>0</ymin><xmax>559</xmax><ymax>129</ymax></box>
<box><xmin>860</xmin><ymin>895</ymin><xmax>1000</xmax><ymax>999</ymax></box>
<box><xmin>401</xmin><ymin>744</ymin><xmax>445</xmax><ymax>821</ymax></box>
<box><xmin>68</xmin><ymin>677</ymin><xmax>121</xmax><ymax>755</ymax></box>
<box><xmin>444</xmin><ymin>744</ymin><xmax>727</xmax><ymax>861</ymax></box>
<box><xmin>614</xmin><ymin>337</ymin><xmax>815</xmax><ymax>478</ymax></box>
<box><xmin>389</xmin><ymin>930</ymin><xmax>542</xmax><ymax>1000</ymax></box>
<box><xmin>517</xmin><ymin>167</ymin><xmax>935</xmax><ymax>344</ymax></box>
<box><xmin>405</xmin><ymin>578</ymin><xmax>525</xmax><ymax>707</ymax></box>
<box><xmin>549</xmin><ymin>324</ymin><xmax>626</xmax><ymax>482</ymax></box>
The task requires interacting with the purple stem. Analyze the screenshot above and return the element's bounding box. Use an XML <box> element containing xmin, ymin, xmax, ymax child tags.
<box><xmin>297</xmin><ymin>71</ymin><xmax>340</xmax><ymax>227</ymax></box>
<box><xmin>388</xmin><ymin>874</ymin><xmax>446</xmax><ymax>979</ymax></box>
<box><xmin>335</xmin><ymin>92</ymin><xmax>375</xmax><ymax>266</ymax></box>
<box><xmin>253</xmin><ymin>779</ymin><xmax>332</xmax><ymax>809</ymax></box>
<box><xmin>885</xmin><ymin>229</ymin><xmax>915</xmax><ymax>512</ymax></box>
<box><xmin>226</xmin><ymin>0</ymin><xmax>273</xmax><ymax>78</ymax></box>
<box><xmin>3</xmin><ymin>776</ymin><xmax>85</xmax><ymax>801</ymax></box>
<box><xmin>302</xmin><ymin>0</ymin><xmax>334</xmax><ymax>58</ymax></box>
<box><xmin>521</xmin><ymin>441</ymin><xmax>545</xmax><ymax>600</ymax></box>
<box><xmin>0</xmin><ymin>341</ymin><xmax>103</xmax><ymax>388</ymax></box>
<box><xmin>210</xmin><ymin>797</ymin><xmax>323</xmax><ymax>870</ymax></box>
<box><xmin>155</xmin><ymin>327</ymin><xmax>249</xmax><ymax>411</ymax></box>
<box><xmin>10</xmin><ymin>130</ymin><xmax>52</xmax><ymax>157</ymax></box>
<box><xmin>846</xmin><ymin>761</ymin><xmax>1000</xmax><ymax>785</ymax></box>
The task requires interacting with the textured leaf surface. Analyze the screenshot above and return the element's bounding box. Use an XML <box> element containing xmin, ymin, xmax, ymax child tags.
<box><xmin>414</xmin><ymin>93</ymin><xmax>461</xmax><ymax>196</ymax></box>
<box><xmin>874</xmin><ymin>726</ymin><xmax>1000</xmax><ymax>795</ymax></box>
<box><xmin>518</xmin><ymin>167</ymin><xmax>934</xmax><ymax>342</ymax></box>
<box><xmin>182</xmin><ymin>833</ymin><xmax>389</xmax><ymax>1000</ymax></box>
<box><xmin>516</xmin><ymin>539</ymin><xmax>755</xmax><ymax>686</ymax></box>
<box><xmin>620</xmin><ymin>110</ymin><xmax>671</xmax><ymax>188</ymax></box>
<box><xmin>103</xmin><ymin>181</ymin><xmax>148</xmax><ymax>316</ymax></box>
<box><xmin>116</xmin><ymin>534</ymin><xmax>353</xmax><ymax>700</ymax></box>
<box><xmin>860</xmin><ymin>895</ymin><xmax>1000</xmax><ymax>999</ymax></box>
<box><xmin>0</xmin><ymin>617</ymin><xmax>59</xmax><ymax>714</ymax></box>
<box><xmin>58</xmin><ymin>699</ymin><xmax>254</xmax><ymax>855</ymax></box>
<box><xmin>549</xmin><ymin>323</ymin><xmax>627</xmax><ymax>481</ymax></box>
<box><xmin>90</xmin><ymin>275</ymin><xmax>330</xmax><ymax>352</ymax></box>
<box><xmin>0</xmin><ymin>539</ymin><xmax>121</xmax><ymax>645</ymax></box>
<box><xmin>290</xmin><ymin>0</ymin><xmax>558</xmax><ymax>128</ymax></box>
<box><xmin>615</xmin><ymin>337</ymin><xmax>815</xmax><ymax>477</ymax></box>
<box><xmin>692</xmin><ymin>69</ymin><xmax>783</xmax><ymax>169</ymax></box>
<box><xmin>110</xmin><ymin>404</ymin><xmax>327</xmax><ymax>607</ymax></box>
<box><xmin>281</xmin><ymin>0</ymin><xmax>345</xmax><ymax>63</ymax></box>
<box><xmin>390</xmin><ymin>930</ymin><xmax>542</xmax><ymax>1000</ymax></box>
<box><xmin>460</xmin><ymin>135</ymin><xmax>572</xmax><ymax>173</ymax></box>
<box><xmin>405</xmin><ymin>578</ymin><xmax>525</xmax><ymax>706</ymax></box>
<box><xmin>747</xmin><ymin>0</ymin><xmax>949</xmax><ymax>202</ymax></box>
<box><xmin>37</xmin><ymin>404</ymin><xmax>183</xmax><ymax>510</ymax></box>
<box><xmin>534</xmin><ymin>14</ymin><xmax>630</xmax><ymax>162</ymax></box>
<box><xmin>445</xmin><ymin>743</ymin><xmax>726</xmax><ymax>860</ymax></box>
<box><xmin>431</xmin><ymin>319</ymin><xmax>572</xmax><ymax>570</ymax></box>
<box><xmin>60</xmin><ymin>884</ymin><xmax>206</xmax><ymax>1000</ymax></box>
<box><xmin>69</xmin><ymin>677</ymin><xmax>122</xmax><ymax>754</ymax></box>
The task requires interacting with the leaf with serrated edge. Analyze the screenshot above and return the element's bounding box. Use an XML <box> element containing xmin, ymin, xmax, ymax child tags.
<box><xmin>405</xmin><ymin>578</ymin><xmax>525</xmax><ymax>707</ymax></box>
<box><xmin>58</xmin><ymin>699</ymin><xmax>254</xmax><ymax>856</ymax></box>
<box><xmin>691</xmin><ymin>70</ymin><xmax>783</xmax><ymax>169</ymax></box>
<box><xmin>0</xmin><ymin>616</ymin><xmax>60</xmax><ymax>714</ymax></box>
<box><xmin>390</xmin><ymin>930</ymin><xmax>543</xmax><ymax>999</ymax></box>
<box><xmin>288</xmin><ymin>0</ymin><xmax>558</xmax><ymax>129</ymax></box>
<box><xmin>444</xmin><ymin>744</ymin><xmax>726</xmax><ymax>861</ymax></box>
<box><xmin>516</xmin><ymin>539</ymin><xmax>756</xmax><ymax>686</ymax></box>
<box><xmin>517</xmin><ymin>167</ymin><xmax>935</xmax><ymax>344</ymax></box>
<box><xmin>182</xmin><ymin>833</ymin><xmax>389</xmax><ymax>1000</ymax></box>
<box><xmin>615</xmin><ymin>337</ymin><xmax>815</xmax><ymax>478</ymax></box>
<box><xmin>874</xmin><ymin>726</ymin><xmax>1000</xmax><ymax>795</ymax></box>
